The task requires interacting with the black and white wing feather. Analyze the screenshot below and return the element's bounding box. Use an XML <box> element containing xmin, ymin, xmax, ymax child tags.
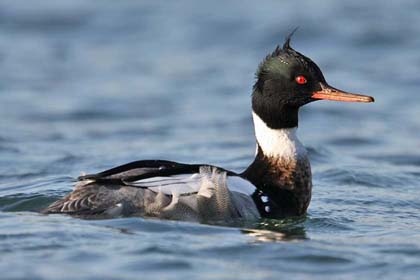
<box><xmin>44</xmin><ymin>160</ymin><xmax>259</xmax><ymax>221</ymax></box>
<box><xmin>78</xmin><ymin>160</ymin><xmax>206</xmax><ymax>183</ymax></box>
<box><xmin>78</xmin><ymin>160</ymin><xmax>255</xmax><ymax>196</ymax></box>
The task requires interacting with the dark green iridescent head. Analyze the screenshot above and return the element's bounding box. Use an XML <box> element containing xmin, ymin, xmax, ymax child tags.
<box><xmin>252</xmin><ymin>32</ymin><xmax>374</xmax><ymax>129</ymax></box>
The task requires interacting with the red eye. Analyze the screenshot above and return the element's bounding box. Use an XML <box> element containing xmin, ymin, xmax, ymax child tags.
<box><xmin>295</xmin><ymin>75</ymin><xmax>307</xmax><ymax>85</ymax></box>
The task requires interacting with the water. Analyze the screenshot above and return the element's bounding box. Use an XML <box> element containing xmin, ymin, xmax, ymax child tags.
<box><xmin>0</xmin><ymin>0</ymin><xmax>420</xmax><ymax>279</ymax></box>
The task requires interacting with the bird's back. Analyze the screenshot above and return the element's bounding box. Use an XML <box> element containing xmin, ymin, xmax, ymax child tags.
<box><xmin>43</xmin><ymin>165</ymin><xmax>260</xmax><ymax>223</ymax></box>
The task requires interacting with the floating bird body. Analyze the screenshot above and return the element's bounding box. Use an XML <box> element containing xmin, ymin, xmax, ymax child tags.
<box><xmin>43</xmin><ymin>34</ymin><xmax>374</xmax><ymax>223</ymax></box>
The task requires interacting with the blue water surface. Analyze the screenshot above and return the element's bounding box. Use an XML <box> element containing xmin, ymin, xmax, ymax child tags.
<box><xmin>1</xmin><ymin>1</ymin><xmax>420</xmax><ymax>279</ymax></box>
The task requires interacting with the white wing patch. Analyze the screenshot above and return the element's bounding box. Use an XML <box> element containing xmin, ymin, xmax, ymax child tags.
<box><xmin>226</xmin><ymin>176</ymin><xmax>256</xmax><ymax>195</ymax></box>
<box><xmin>130</xmin><ymin>174</ymin><xmax>203</xmax><ymax>195</ymax></box>
<box><xmin>129</xmin><ymin>168</ymin><xmax>256</xmax><ymax>197</ymax></box>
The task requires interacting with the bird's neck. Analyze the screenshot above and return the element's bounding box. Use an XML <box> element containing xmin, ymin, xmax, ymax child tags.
<box><xmin>251</xmin><ymin>89</ymin><xmax>299</xmax><ymax>129</ymax></box>
<box><xmin>252</xmin><ymin>112</ymin><xmax>306</xmax><ymax>160</ymax></box>
<box><xmin>242</xmin><ymin>112</ymin><xmax>312</xmax><ymax>217</ymax></box>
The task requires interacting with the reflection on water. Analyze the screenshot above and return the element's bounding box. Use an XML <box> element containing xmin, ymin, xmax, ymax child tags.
<box><xmin>242</xmin><ymin>229</ymin><xmax>288</xmax><ymax>242</ymax></box>
<box><xmin>242</xmin><ymin>220</ymin><xmax>307</xmax><ymax>242</ymax></box>
<box><xmin>243</xmin><ymin>217</ymin><xmax>308</xmax><ymax>242</ymax></box>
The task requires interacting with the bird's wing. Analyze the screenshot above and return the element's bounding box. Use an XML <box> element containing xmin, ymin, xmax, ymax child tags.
<box><xmin>79</xmin><ymin>160</ymin><xmax>203</xmax><ymax>182</ymax></box>
<box><xmin>78</xmin><ymin>160</ymin><xmax>256</xmax><ymax>196</ymax></box>
<box><xmin>44</xmin><ymin>160</ymin><xmax>258</xmax><ymax>218</ymax></box>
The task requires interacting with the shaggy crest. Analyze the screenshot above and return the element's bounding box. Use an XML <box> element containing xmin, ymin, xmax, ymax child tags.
<box><xmin>254</xmin><ymin>29</ymin><xmax>324</xmax><ymax>93</ymax></box>
<box><xmin>282</xmin><ymin>27</ymin><xmax>299</xmax><ymax>51</ymax></box>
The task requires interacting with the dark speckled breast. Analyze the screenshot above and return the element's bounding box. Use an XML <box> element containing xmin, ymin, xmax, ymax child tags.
<box><xmin>242</xmin><ymin>146</ymin><xmax>312</xmax><ymax>218</ymax></box>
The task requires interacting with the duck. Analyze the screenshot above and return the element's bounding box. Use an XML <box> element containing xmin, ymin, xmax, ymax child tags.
<box><xmin>43</xmin><ymin>33</ymin><xmax>374</xmax><ymax>223</ymax></box>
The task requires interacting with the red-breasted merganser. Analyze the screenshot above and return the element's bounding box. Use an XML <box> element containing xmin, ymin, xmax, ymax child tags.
<box><xmin>43</xmin><ymin>34</ymin><xmax>374</xmax><ymax>222</ymax></box>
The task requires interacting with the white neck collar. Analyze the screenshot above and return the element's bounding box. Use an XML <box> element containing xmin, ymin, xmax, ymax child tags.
<box><xmin>252</xmin><ymin>112</ymin><xmax>307</xmax><ymax>160</ymax></box>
